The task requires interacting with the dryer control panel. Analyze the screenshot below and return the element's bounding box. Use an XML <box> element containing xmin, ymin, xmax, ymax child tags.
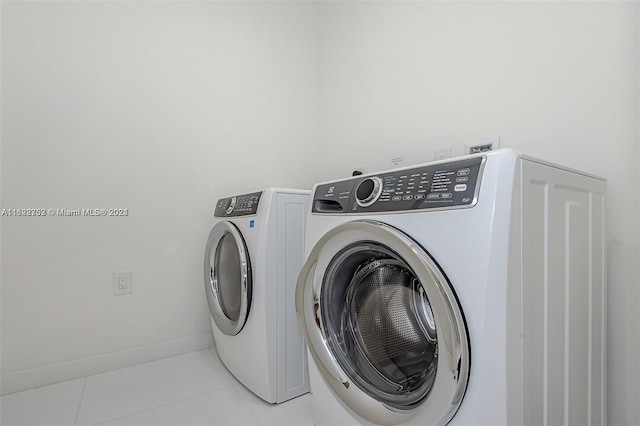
<box><xmin>312</xmin><ymin>156</ymin><xmax>484</xmax><ymax>214</ymax></box>
<box><xmin>214</xmin><ymin>191</ymin><xmax>262</xmax><ymax>217</ymax></box>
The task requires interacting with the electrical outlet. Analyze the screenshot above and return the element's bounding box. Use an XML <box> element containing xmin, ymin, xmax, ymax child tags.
<box><xmin>390</xmin><ymin>155</ymin><xmax>405</xmax><ymax>167</ymax></box>
<box><xmin>434</xmin><ymin>148</ymin><xmax>452</xmax><ymax>161</ymax></box>
<box><xmin>113</xmin><ymin>271</ymin><xmax>132</xmax><ymax>295</ymax></box>
<box><xmin>465</xmin><ymin>138</ymin><xmax>501</xmax><ymax>155</ymax></box>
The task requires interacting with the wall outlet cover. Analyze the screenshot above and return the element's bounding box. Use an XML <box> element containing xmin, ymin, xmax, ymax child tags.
<box><xmin>113</xmin><ymin>271</ymin><xmax>133</xmax><ymax>295</ymax></box>
<box><xmin>434</xmin><ymin>148</ymin><xmax>452</xmax><ymax>161</ymax></box>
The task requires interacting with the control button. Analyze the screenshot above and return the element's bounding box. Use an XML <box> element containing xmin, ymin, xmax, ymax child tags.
<box><xmin>355</xmin><ymin>177</ymin><xmax>383</xmax><ymax>207</ymax></box>
<box><xmin>457</xmin><ymin>168</ymin><xmax>470</xmax><ymax>176</ymax></box>
<box><xmin>427</xmin><ymin>193</ymin><xmax>441</xmax><ymax>199</ymax></box>
<box><xmin>414</xmin><ymin>194</ymin><xmax>425</xmax><ymax>200</ymax></box>
<box><xmin>456</xmin><ymin>177</ymin><xmax>468</xmax><ymax>183</ymax></box>
<box><xmin>454</xmin><ymin>184</ymin><xmax>467</xmax><ymax>192</ymax></box>
<box><xmin>402</xmin><ymin>195</ymin><xmax>413</xmax><ymax>200</ymax></box>
<box><xmin>442</xmin><ymin>193</ymin><xmax>453</xmax><ymax>199</ymax></box>
<box><xmin>391</xmin><ymin>195</ymin><xmax>402</xmax><ymax>201</ymax></box>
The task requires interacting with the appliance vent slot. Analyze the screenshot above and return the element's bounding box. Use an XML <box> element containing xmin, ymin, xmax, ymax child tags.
<box><xmin>314</xmin><ymin>199</ymin><xmax>344</xmax><ymax>213</ymax></box>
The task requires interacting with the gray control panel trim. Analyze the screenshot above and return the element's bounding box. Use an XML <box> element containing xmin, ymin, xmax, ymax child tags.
<box><xmin>312</xmin><ymin>156</ymin><xmax>486</xmax><ymax>215</ymax></box>
<box><xmin>214</xmin><ymin>191</ymin><xmax>263</xmax><ymax>218</ymax></box>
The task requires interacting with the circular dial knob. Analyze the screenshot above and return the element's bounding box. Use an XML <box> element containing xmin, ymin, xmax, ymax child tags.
<box><xmin>225</xmin><ymin>197</ymin><xmax>237</xmax><ymax>214</ymax></box>
<box><xmin>355</xmin><ymin>177</ymin><xmax>383</xmax><ymax>207</ymax></box>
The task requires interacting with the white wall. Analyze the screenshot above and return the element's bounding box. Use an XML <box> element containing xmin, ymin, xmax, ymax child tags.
<box><xmin>317</xmin><ymin>2</ymin><xmax>639</xmax><ymax>424</ymax></box>
<box><xmin>1</xmin><ymin>1</ymin><xmax>320</xmax><ymax>392</ymax></box>
<box><xmin>2</xmin><ymin>1</ymin><xmax>639</xmax><ymax>424</ymax></box>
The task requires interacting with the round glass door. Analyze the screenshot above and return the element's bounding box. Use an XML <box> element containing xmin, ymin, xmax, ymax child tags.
<box><xmin>296</xmin><ymin>220</ymin><xmax>469</xmax><ymax>425</ymax></box>
<box><xmin>204</xmin><ymin>221</ymin><xmax>252</xmax><ymax>336</ymax></box>
<box><xmin>322</xmin><ymin>242</ymin><xmax>438</xmax><ymax>410</ymax></box>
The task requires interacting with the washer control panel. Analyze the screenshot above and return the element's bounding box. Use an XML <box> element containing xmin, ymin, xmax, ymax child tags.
<box><xmin>214</xmin><ymin>191</ymin><xmax>262</xmax><ymax>217</ymax></box>
<box><xmin>312</xmin><ymin>156</ymin><xmax>484</xmax><ymax>214</ymax></box>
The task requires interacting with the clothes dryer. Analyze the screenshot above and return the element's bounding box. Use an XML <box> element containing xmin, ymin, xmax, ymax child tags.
<box><xmin>296</xmin><ymin>149</ymin><xmax>606</xmax><ymax>425</ymax></box>
<box><xmin>205</xmin><ymin>188</ymin><xmax>310</xmax><ymax>403</ymax></box>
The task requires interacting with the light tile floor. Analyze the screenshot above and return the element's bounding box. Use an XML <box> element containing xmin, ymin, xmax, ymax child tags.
<box><xmin>0</xmin><ymin>349</ymin><xmax>314</xmax><ymax>426</ymax></box>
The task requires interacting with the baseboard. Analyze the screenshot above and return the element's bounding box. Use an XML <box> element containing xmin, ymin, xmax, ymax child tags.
<box><xmin>0</xmin><ymin>332</ymin><xmax>215</xmax><ymax>396</ymax></box>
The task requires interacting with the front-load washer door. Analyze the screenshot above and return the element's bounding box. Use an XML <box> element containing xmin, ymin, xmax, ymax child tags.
<box><xmin>296</xmin><ymin>220</ymin><xmax>469</xmax><ymax>426</ymax></box>
<box><xmin>204</xmin><ymin>221</ymin><xmax>252</xmax><ymax>336</ymax></box>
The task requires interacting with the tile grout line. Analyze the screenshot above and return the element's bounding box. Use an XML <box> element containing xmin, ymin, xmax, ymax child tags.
<box><xmin>207</xmin><ymin>349</ymin><xmax>272</xmax><ymax>425</ymax></box>
<box><xmin>74</xmin><ymin>377</ymin><xmax>88</xmax><ymax>426</ymax></box>
<box><xmin>80</xmin><ymin>349</ymin><xmax>235</xmax><ymax>426</ymax></box>
<box><xmin>89</xmin><ymin>387</ymin><xmax>234</xmax><ymax>426</ymax></box>
<box><xmin>230</xmin><ymin>384</ymin><xmax>264</xmax><ymax>426</ymax></box>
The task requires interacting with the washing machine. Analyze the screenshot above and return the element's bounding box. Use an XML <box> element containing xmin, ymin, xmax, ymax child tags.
<box><xmin>204</xmin><ymin>188</ymin><xmax>310</xmax><ymax>403</ymax></box>
<box><xmin>296</xmin><ymin>149</ymin><xmax>606</xmax><ymax>425</ymax></box>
